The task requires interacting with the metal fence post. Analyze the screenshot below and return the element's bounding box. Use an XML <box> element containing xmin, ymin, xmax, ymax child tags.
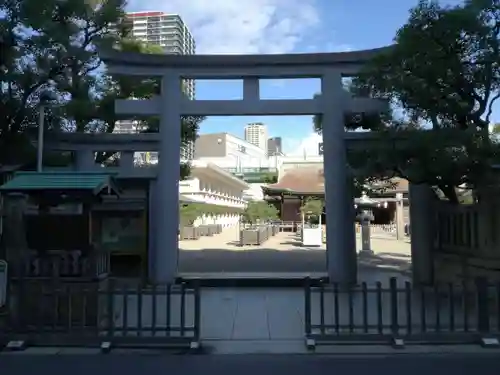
<box><xmin>304</xmin><ymin>277</ymin><xmax>312</xmax><ymax>336</ymax></box>
<box><xmin>476</xmin><ymin>277</ymin><xmax>490</xmax><ymax>333</ymax></box>
<box><xmin>106</xmin><ymin>278</ymin><xmax>115</xmax><ymax>338</ymax></box>
<box><xmin>193</xmin><ymin>280</ymin><xmax>201</xmax><ymax>341</ymax></box>
<box><xmin>390</xmin><ymin>277</ymin><xmax>399</xmax><ymax>336</ymax></box>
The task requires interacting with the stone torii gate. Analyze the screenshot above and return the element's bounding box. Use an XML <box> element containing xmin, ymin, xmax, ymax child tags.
<box><xmin>100</xmin><ymin>48</ymin><xmax>389</xmax><ymax>284</ymax></box>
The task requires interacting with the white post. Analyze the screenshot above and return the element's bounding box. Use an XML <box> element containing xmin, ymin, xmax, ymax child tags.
<box><xmin>153</xmin><ymin>71</ymin><xmax>182</xmax><ymax>283</ymax></box>
<box><xmin>37</xmin><ymin>105</ymin><xmax>45</xmax><ymax>172</ymax></box>
<box><xmin>395</xmin><ymin>192</ymin><xmax>405</xmax><ymax>240</ymax></box>
<box><xmin>321</xmin><ymin>70</ymin><xmax>356</xmax><ymax>284</ymax></box>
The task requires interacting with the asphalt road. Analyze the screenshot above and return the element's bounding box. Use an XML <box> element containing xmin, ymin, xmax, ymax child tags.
<box><xmin>1</xmin><ymin>354</ymin><xmax>500</xmax><ymax>375</ymax></box>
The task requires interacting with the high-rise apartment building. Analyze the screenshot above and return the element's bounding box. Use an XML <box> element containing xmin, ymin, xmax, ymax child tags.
<box><xmin>114</xmin><ymin>11</ymin><xmax>196</xmax><ymax>160</ymax></box>
<box><xmin>267</xmin><ymin>137</ymin><xmax>283</xmax><ymax>156</ymax></box>
<box><xmin>126</xmin><ymin>11</ymin><xmax>195</xmax><ymax>99</ymax></box>
<box><xmin>244</xmin><ymin>123</ymin><xmax>268</xmax><ymax>153</ymax></box>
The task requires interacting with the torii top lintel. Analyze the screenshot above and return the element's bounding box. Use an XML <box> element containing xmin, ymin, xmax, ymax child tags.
<box><xmin>99</xmin><ymin>45</ymin><xmax>393</xmax><ymax>78</ymax></box>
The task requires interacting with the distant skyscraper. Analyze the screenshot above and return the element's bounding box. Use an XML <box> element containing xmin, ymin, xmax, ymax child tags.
<box><xmin>115</xmin><ymin>11</ymin><xmax>196</xmax><ymax>160</ymax></box>
<box><xmin>267</xmin><ymin>137</ymin><xmax>282</xmax><ymax>156</ymax></box>
<box><xmin>126</xmin><ymin>11</ymin><xmax>195</xmax><ymax>99</ymax></box>
<box><xmin>244</xmin><ymin>123</ymin><xmax>268</xmax><ymax>153</ymax></box>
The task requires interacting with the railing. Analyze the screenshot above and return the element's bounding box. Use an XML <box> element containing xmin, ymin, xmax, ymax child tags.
<box><xmin>432</xmin><ymin>203</ymin><xmax>500</xmax><ymax>282</ymax></box>
<box><xmin>355</xmin><ymin>223</ymin><xmax>397</xmax><ymax>237</ymax></box>
<box><xmin>304</xmin><ymin>277</ymin><xmax>500</xmax><ymax>345</ymax></box>
<box><xmin>10</xmin><ymin>249</ymin><xmax>109</xmax><ymax>279</ymax></box>
<box><xmin>435</xmin><ymin>203</ymin><xmax>480</xmax><ymax>252</ymax></box>
<box><xmin>279</xmin><ymin>221</ymin><xmax>297</xmax><ymax>232</ymax></box>
<box><xmin>224</xmin><ymin>167</ymin><xmax>278</xmax><ymax>174</ymax></box>
<box><xmin>0</xmin><ymin>278</ymin><xmax>201</xmax><ymax>349</ymax></box>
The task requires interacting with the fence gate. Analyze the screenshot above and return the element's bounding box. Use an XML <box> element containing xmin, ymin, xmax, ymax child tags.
<box><xmin>0</xmin><ymin>278</ymin><xmax>201</xmax><ymax>350</ymax></box>
<box><xmin>304</xmin><ymin>277</ymin><xmax>500</xmax><ymax>347</ymax></box>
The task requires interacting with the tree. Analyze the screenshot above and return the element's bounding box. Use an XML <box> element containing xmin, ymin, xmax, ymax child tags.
<box><xmin>300</xmin><ymin>198</ymin><xmax>323</xmax><ymax>224</ymax></box>
<box><xmin>0</xmin><ymin>0</ymin><xmax>128</xmax><ymax>163</ymax></box>
<box><xmin>0</xmin><ymin>0</ymin><xmax>202</xmax><ymax>179</ymax></box>
<box><xmin>315</xmin><ymin>0</ymin><xmax>500</xmax><ymax>203</ymax></box>
<box><xmin>242</xmin><ymin>201</ymin><xmax>279</xmax><ymax>224</ymax></box>
<box><xmin>179</xmin><ymin>204</ymin><xmax>201</xmax><ymax>227</ymax></box>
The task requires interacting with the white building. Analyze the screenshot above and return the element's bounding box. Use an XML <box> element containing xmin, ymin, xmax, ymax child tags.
<box><xmin>194</xmin><ymin>132</ymin><xmax>269</xmax><ymax>170</ymax></box>
<box><xmin>126</xmin><ymin>11</ymin><xmax>196</xmax><ymax>99</ymax></box>
<box><xmin>244</xmin><ymin>123</ymin><xmax>268</xmax><ymax>152</ymax></box>
<box><xmin>179</xmin><ymin>160</ymin><xmax>249</xmax><ymax>227</ymax></box>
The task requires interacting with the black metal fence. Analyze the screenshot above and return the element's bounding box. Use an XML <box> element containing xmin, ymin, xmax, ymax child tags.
<box><xmin>0</xmin><ymin>277</ymin><xmax>201</xmax><ymax>349</ymax></box>
<box><xmin>304</xmin><ymin>277</ymin><xmax>500</xmax><ymax>344</ymax></box>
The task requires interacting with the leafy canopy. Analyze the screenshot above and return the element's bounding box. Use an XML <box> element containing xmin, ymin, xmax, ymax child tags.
<box><xmin>315</xmin><ymin>0</ymin><xmax>500</xmax><ymax>202</ymax></box>
<box><xmin>242</xmin><ymin>201</ymin><xmax>279</xmax><ymax>224</ymax></box>
<box><xmin>0</xmin><ymin>0</ymin><xmax>202</xmax><ymax>179</ymax></box>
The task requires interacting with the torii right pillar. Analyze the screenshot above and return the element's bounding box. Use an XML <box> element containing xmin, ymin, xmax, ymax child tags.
<box><xmin>321</xmin><ymin>70</ymin><xmax>386</xmax><ymax>284</ymax></box>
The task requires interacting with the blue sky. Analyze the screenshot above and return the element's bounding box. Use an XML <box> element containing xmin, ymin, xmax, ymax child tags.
<box><xmin>126</xmin><ymin>0</ymin><xmax>498</xmax><ymax>155</ymax></box>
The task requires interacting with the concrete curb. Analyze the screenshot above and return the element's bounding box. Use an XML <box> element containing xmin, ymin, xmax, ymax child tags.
<box><xmin>2</xmin><ymin>343</ymin><xmax>500</xmax><ymax>356</ymax></box>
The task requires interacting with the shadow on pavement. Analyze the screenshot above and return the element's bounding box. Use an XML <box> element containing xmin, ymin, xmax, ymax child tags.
<box><xmin>179</xmin><ymin>247</ymin><xmax>411</xmax><ymax>277</ymax></box>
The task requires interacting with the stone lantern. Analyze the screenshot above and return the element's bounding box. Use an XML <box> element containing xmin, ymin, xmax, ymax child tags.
<box><xmin>355</xmin><ymin>192</ymin><xmax>377</xmax><ymax>256</ymax></box>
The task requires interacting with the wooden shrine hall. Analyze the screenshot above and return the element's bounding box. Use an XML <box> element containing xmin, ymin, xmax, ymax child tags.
<box><xmin>262</xmin><ymin>166</ymin><xmax>409</xmax><ymax>225</ymax></box>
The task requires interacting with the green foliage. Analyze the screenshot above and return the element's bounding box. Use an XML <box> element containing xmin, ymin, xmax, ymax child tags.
<box><xmin>0</xmin><ymin>0</ymin><xmax>202</xmax><ymax>179</ymax></box>
<box><xmin>312</xmin><ymin>91</ymin><xmax>392</xmax><ymax>134</ymax></box>
<box><xmin>315</xmin><ymin>0</ymin><xmax>500</xmax><ymax>203</ymax></box>
<box><xmin>179</xmin><ymin>204</ymin><xmax>200</xmax><ymax>226</ymax></box>
<box><xmin>300</xmin><ymin>198</ymin><xmax>324</xmax><ymax>218</ymax></box>
<box><xmin>261</xmin><ymin>173</ymin><xmax>278</xmax><ymax>184</ymax></box>
<box><xmin>179</xmin><ymin>202</ymin><xmax>243</xmax><ymax>226</ymax></box>
<box><xmin>1</xmin><ymin>0</ymin><xmax>129</xmax><ymax>164</ymax></box>
<box><xmin>242</xmin><ymin>201</ymin><xmax>279</xmax><ymax>224</ymax></box>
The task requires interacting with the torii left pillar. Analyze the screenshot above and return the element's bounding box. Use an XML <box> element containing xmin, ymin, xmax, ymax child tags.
<box><xmin>152</xmin><ymin>71</ymin><xmax>182</xmax><ymax>283</ymax></box>
<box><xmin>321</xmin><ymin>70</ymin><xmax>357</xmax><ymax>284</ymax></box>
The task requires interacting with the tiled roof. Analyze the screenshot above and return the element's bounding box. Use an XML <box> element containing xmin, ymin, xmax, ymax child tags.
<box><xmin>265</xmin><ymin>167</ymin><xmax>408</xmax><ymax>194</ymax></box>
<box><xmin>0</xmin><ymin>172</ymin><xmax>120</xmax><ymax>195</ymax></box>
<box><xmin>267</xmin><ymin>167</ymin><xmax>325</xmax><ymax>194</ymax></box>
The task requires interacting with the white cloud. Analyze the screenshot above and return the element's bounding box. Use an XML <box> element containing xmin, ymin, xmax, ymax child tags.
<box><xmin>283</xmin><ymin>132</ymin><xmax>323</xmax><ymax>156</ymax></box>
<box><xmin>126</xmin><ymin>0</ymin><xmax>320</xmax><ymax>54</ymax></box>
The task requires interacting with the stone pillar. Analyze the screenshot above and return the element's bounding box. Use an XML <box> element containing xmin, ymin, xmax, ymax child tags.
<box><xmin>321</xmin><ymin>70</ymin><xmax>355</xmax><ymax>283</ymax></box>
<box><xmin>409</xmin><ymin>184</ymin><xmax>434</xmax><ymax>284</ymax></box>
<box><xmin>395</xmin><ymin>193</ymin><xmax>405</xmax><ymax>240</ymax></box>
<box><xmin>74</xmin><ymin>150</ymin><xmax>95</xmax><ymax>171</ymax></box>
<box><xmin>153</xmin><ymin>72</ymin><xmax>182</xmax><ymax>283</ymax></box>
<box><xmin>344</xmin><ymin>174</ymin><xmax>357</xmax><ymax>276</ymax></box>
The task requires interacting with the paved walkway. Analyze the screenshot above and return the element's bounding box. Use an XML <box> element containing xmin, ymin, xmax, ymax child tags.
<box><xmin>179</xmin><ymin>228</ymin><xmax>411</xmax><ymax>274</ymax></box>
<box><xmin>110</xmin><ymin>228</ymin><xmax>415</xmax><ymax>353</ymax></box>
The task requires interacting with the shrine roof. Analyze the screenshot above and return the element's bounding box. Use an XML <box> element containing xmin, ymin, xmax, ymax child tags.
<box><xmin>0</xmin><ymin>171</ymin><xmax>120</xmax><ymax>196</ymax></box>
<box><xmin>264</xmin><ymin>167</ymin><xmax>325</xmax><ymax>194</ymax></box>
<box><xmin>262</xmin><ymin>167</ymin><xmax>408</xmax><ymax>195</ymax></box>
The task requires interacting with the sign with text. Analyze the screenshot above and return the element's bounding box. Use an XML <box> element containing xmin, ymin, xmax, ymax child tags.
<box><xmin>0</xmin><ymin>260</ymin><xmax>7</xmax><ymax>308</ymax></box>
<box><xmin>318</xmin><ymin>143</ymin><xmax>323</xmax><ymax>155</ymax></box>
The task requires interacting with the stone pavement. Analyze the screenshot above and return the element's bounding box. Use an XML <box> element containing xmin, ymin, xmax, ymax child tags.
<box><xmin>179</xmin><ymin>227</ymin><xmax>411</xmax><ymax>274</ymax></box>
